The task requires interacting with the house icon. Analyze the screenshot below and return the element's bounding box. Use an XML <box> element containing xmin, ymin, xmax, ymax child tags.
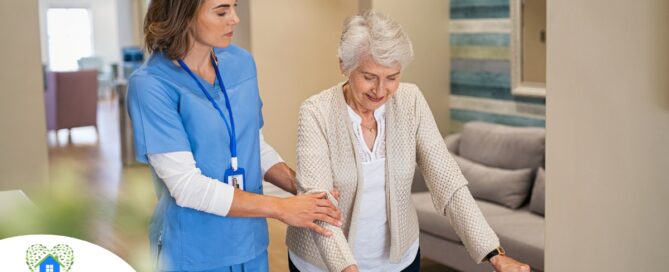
<box><xmin>26</xmin><ymin>244</ymin><xmax>74</xmax><ymax>272</ymax></box>
<box><xmin>38</xmin><ymin>255</ymin><xmax>63</xmax><ymax>272</ymax></box>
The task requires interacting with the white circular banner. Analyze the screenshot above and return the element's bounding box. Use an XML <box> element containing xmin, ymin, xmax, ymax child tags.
<box><xmin>0</xmin><ymin>235</ymin><xmax>135</xmax><ymax>271</ymax></box>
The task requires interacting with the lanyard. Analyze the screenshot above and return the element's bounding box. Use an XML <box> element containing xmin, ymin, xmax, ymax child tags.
<box><xmin>178</xmin><ymin>55</ymin><xmax>239</xmax><ymax>170</ymax></box>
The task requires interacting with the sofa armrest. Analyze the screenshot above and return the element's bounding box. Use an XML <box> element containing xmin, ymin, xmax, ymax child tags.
<box><xmin>411</xmin><ymin>166</ymin><xmax>429</xmax><ymax>193</ymax></box>
<box><xmin>445</xmin><ymin>133</ymin><xmax>461</xmax><ymax>155</ymax></box>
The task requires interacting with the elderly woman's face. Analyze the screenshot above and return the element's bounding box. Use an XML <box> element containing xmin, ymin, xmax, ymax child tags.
<box><xmin>191</xmin><ymin>0</ymin><xmax>240</xmax><ymax>48</ymax></box>
<box><xmin>346</xmin><ymin>56</ymin><xmax>401</xmax><ymax>112</ymax></box>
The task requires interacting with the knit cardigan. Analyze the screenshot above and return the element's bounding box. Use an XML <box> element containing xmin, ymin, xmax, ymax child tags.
<box><xmin>286</xmin><ymin>82</ymin><xmax>500</xmax><ymax>272</ymax></box>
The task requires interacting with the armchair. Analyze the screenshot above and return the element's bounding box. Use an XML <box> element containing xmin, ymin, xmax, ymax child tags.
<box><xmin>44</xmin><ymin>70</ymin><xmax>98</xmax><ymax>140</ymax></box>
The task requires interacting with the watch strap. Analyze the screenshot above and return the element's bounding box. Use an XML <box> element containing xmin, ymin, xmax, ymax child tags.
<box><xmin>485</xmin><ymin>247</ymin><xmax>506</xmax><ymax>262</ymax></box>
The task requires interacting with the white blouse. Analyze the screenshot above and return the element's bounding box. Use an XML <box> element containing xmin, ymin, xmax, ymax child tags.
<box><xmin>289</xmin><ymin>105</ymin><xmax>419</xmax><ymax>272</ymax></box>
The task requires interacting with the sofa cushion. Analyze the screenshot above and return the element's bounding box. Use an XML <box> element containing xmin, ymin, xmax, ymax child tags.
<box><xmin>412</xmin><ymin>193</ymin><xmax>545</xmax><ymax>269</ymax></box>
<box><xmin>485</xmin><ymin>209</ymin><xmax>545</xmax><ymax>269</ymax></box>
<box><xmin>459</xmin><ymin>122</ymin><xmax>545</xmax><ymax>170</ymax></box>
<box><xmin>529</xmin><ymin>167</ymin><xmax>546</xmax><ymax>216</ymax></box>
<box><xmin>413</xmin><ymin>192</ymin><xmax>514</xmax><ymax>243</ymax></box>
<box><xmin>453</xmin><ymin>155</ymin><xmax>533</xmax><ymax>209</ymax></box>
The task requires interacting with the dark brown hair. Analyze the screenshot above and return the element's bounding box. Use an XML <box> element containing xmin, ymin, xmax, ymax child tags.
<box><xmin>144</xmin><ymin>0</ymin><xmax>203</xmax><ymax>60</ymax></box>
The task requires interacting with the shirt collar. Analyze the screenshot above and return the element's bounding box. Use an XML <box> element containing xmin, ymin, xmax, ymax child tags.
<box><xmin>347</xmin><ymin>104</ymin><xmax>386</xmax><ymax>124</ymax></box>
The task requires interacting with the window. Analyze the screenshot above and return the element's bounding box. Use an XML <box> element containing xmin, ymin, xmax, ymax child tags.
<box><xmin>46</xmin><ymin>8</ymin><xmax>94</xmax><ymax>71</ymax></box>
<box><xmin>46</xmin><ymin>264</ymin><xmax>54</xmax><ymax>272</ymax></box>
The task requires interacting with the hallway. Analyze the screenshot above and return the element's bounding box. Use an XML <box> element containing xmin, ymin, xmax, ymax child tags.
<box><xmin>42</xmin><ymin>97</ymin><xmax>453</xmax><ymax>271</ymax></box>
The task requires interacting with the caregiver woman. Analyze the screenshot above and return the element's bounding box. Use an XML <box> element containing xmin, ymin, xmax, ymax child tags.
<box><xmin>127</xmin><ymin>0</ymin><xmax>341</xmax><ymax>271</ymax></box>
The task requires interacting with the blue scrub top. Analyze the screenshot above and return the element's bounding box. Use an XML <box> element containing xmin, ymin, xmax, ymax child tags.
<box><xmin>127</xmin><ymin>45</ymin><xmax>268</xmax><ymax>271</ymax></box>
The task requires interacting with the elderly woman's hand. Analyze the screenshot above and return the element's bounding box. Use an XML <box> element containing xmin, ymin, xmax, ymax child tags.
<box><xmin>341</xmin><ymin>265</ymin><xmax>359</xmax><ymax>272</ymax></box>
<box><xmin>490</xmin><ymin>255</ymin><xmax>531</xmax><ymax>272</ymax></box>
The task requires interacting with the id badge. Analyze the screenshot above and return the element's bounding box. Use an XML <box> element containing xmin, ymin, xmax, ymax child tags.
<box><xmin>224</xmin><ymin>167</ymin><xmax>245</xmax><ymax>191</ymax></box>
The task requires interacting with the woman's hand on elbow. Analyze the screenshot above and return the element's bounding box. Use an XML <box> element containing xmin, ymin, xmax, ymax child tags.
<box><xmin>330</xmin><ymin>187</ymin><xmax>340</xmax><ymax>201</ymax></box>
<box><xmin>275</xmin><ymin>192</ymin><xmax>342</xmax><ymax>236</ymax></box>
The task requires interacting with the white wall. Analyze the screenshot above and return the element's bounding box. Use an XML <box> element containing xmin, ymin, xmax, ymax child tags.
<box><xmin>0</xmin><ymin>1</ymin><xmax>49</xmax><ymax>196</ymax></box>
<box><xmin>233</xmin><ymin>0</ymin><xmax>251</xmax><ymax>52</ymax></box>
<box><xmin>116</xmin><ymin>0</ymin><xmax>147</xmax><ymax>48</ymax></box>
<box><xmin>546</xmin><ymin>0</ymin><xmax>669</xmax><ymax>271</ymax></box>
<box><xmin>250</xmin><ymin>0</ymin><xmax>358</xmax><ymax>165</ymax></box>
<box><xmin>116</xmin><ymin>0</ymin><xmax>137</xmax><ymax>48</ymax></box>
<box><xmin>39</xmin><ymin>0</ymin><xmax>121</xmax><ymax>68</ymax></box>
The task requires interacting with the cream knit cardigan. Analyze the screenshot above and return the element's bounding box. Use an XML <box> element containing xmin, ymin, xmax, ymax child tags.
<box><xmin>286</xmin><ymin>82</ymin><xmax>500</xmax><ymax>272</ymax></box>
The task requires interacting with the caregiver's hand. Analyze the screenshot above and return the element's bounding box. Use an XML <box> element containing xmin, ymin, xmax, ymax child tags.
<box><xmin>276</xmin><ymin>192</ymin><xmax>342</xmax><ymax>236</ymax></box>
<box><xmin>330</xmin><ymin>187</ymin><xmax>340</xmax><ymax>201</ymax></box>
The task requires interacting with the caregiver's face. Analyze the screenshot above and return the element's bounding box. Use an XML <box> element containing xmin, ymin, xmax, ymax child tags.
<box><xmin>191</xmin><ymin>0</ymin><xmax>240</xmax><ymax>48</ymax></box>
<box><xmin>347</xmin><ymin>56</ymin><xmax>401</xmax><ymax>112</ymax></box>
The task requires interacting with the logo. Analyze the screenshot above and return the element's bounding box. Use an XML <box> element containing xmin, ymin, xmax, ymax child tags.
<box><xmin>1</xmin><ymin>235</ymin><xmax>133</xmax><ymax>271</ymax></box>
<box><xmin>26</xmin><ymin>244</ymin><xmax>74</xmax><ymax>272</ymax></box>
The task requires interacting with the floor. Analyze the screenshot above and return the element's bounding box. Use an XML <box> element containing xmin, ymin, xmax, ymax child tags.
<box><xmin>42</xmin><ymin>97</ymin><xmax>458</xmax><ymax>271</ymax></box>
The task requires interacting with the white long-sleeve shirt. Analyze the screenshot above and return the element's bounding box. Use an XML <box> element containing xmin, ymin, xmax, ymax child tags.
<box><xmin>148</xmin><ymin>130</ymin><xmax>284</xmax><ymax>216</ymax></box>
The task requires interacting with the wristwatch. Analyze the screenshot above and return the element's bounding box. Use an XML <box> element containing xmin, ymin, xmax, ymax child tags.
<box><xmin>485</xmin><ymin>246</ymin><xmax>506</xmax><ymax>262</ymax></box>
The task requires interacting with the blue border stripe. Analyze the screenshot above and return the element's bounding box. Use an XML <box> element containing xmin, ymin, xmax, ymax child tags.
<box><xmin>451</xmin><ymin>83</ymin><xmax>546</xmax><ymax>104</ymax></box>
<box><xmin>451</xmin><ymin>59</ymin><xmax>510</xmax><ymax>74</ymax></box>
<box><xmin>451</xmin><ymin>6</ymin><xmax>510</xmax><ymax>19</ymax></box>
<box><xmin>451</xmin><ymin>70</ymin><xmax>510</xmax><ymax>88</ymax></box>
<box><xmin>451</xmin><ymin>109</ymin><xmax>545</xmax><ymax>127</ymax></box>
<box><xmin>451</xmin><ymin>0</ymin><xmax>509</xmax><ymax>8</ymax></box>
<box><xmin>450</xmin><ymin>33</ymin><xmax>510</xmax><ymax>47</ymax></box>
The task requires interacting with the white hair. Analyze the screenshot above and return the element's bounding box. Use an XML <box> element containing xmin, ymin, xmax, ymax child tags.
<box><xmin>338</xmin><ymin>10</ymin><xmax>414</xmax><ymax>75</ymax></box>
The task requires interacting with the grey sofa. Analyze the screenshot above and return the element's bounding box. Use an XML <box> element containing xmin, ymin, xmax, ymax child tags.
<box><xmin>412</xmin><ymin>122</ymin><xmax>545</xmax><ymax>271</ymax></box>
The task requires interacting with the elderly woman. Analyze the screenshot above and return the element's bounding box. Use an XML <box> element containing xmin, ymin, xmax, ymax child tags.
<box><xmin>285</xmin><ymin>11</ymin><xmax>530</xmax><ymax>272</ymax></box>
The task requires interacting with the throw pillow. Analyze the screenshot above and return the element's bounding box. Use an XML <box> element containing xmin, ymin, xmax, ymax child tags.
<box><xmin>459</xmin><ymin>122</ymin><xmax>545</xmax><ymax>170</ymax></box>
<box><xmin>453</xmin><ymin>154</ymin><xmax>533</xmax><ymax>209</ymax></box>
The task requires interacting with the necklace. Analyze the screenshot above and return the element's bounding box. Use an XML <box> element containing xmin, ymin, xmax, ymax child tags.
<box><xmin>344</xmin><ymin>84</ymin><xmax>377</xmax><ymax>133</ymax></box>
<box><xmin>360</xmin><ymin>120</ymin><xmax>376</xmax><ymax>132</ymax></box>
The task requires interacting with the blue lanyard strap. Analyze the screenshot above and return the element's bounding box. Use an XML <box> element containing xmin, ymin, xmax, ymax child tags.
<box><xmin>211</xmin><ymin>56</ymin><xmax>238</xmax><ymax>158</ymax></box>
<box><xmin>177</xmin><ymin>56</ymin><xmax>239</xmax><ymax>167</ymax></box>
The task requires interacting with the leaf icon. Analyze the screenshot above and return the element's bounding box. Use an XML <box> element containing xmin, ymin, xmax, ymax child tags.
<box><xmin>25</xmin><ymin>244</ymin><xmax>49</xmax><ymax>271</ymax></box>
